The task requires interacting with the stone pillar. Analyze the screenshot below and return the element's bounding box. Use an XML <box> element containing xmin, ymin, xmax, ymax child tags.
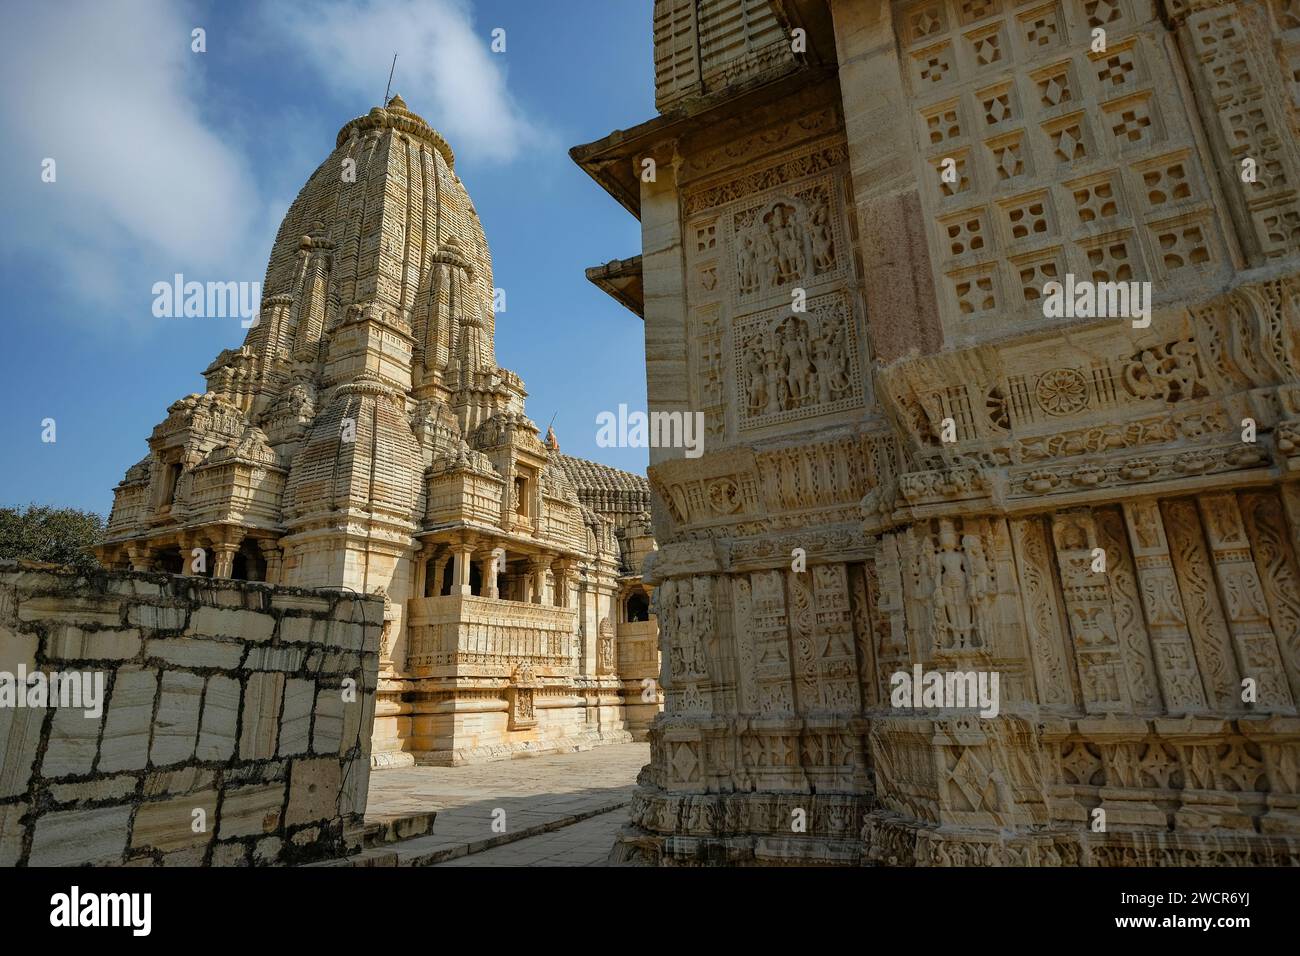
<box><xmin>829</xmin><ymin>0</ymin><xmax>941</xmax><ymax>360</ymax></box>
<box><xmin>431</xmin><ymin>552</ymin><xmax>451</xmax><ymax>598</ymax></box>
<box><xmin>551</xmin><ymin>559</ymin><xmax>573</xmax><ymax>608</ymax></box>
<box><xmin>175</xmin><ymin>532</ymin><xmax>197</xmax><ymax>576</ymax></box>
<box><xmin>258</xmin><ymin>539</ymin><xmax>283</xmax><ymax>585</ymax></box>
<box><xmin>529</xmin><ymin>557</ymin><xmax>549</xmax><ymax>604</ymax></box>
<box><xmin>126</xmin><ymin>544</ymin><xmax>150</xmax><ymax>572</ymax></box>
<box><xmin>452</xmin><ymin>543</ymin><xmax>474</xmax><ymax>596</ymax></box>
<box><xmin>478</xmin><ymin>548</ymin><xmax>502</xmax><ymax>599</ymax></box>
<box><xmin>212</xmin><ymin>546</ymin><xmax>237</xmax><ymax>579</ymax></box>
<box><xmin>412</xmin><ymin>540</ymin><xmax>434</xmax><ymax>600</ymax></box>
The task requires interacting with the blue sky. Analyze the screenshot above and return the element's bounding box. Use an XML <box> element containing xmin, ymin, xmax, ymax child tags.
<box><xmin>0</xmin><ymin>0</ymin><xmax>652</xmax><ymax>516</ymax></box>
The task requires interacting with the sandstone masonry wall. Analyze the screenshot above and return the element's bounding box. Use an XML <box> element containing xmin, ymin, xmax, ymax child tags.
<box><xmin>0</xmin><ymin>562</ymin><xmax>380</xmax><ymax>866</ymax></box>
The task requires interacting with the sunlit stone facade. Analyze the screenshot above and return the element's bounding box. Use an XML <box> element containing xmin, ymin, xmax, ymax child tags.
<box><xmin>100</xmin><ymin>96</ymin><xmax>660</xmax><ymax>767</ymax></box>
<box><xmin>575</xmin><ymin>0</ymin><xmax>1300</xmax><ymax>865</ymax></box>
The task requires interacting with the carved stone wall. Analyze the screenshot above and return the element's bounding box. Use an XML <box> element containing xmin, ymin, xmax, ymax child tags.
<box><xmin>576</xmin><ymin>0</ymin><xmax>1300</xmax><ymax>865</ymax></box>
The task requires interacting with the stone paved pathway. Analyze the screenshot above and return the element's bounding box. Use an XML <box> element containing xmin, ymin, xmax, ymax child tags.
<box><xmin>431</xmin><ymin>806</ymin><xmax>629</xmax><ymax>867</ymax></box>
<box><xmin>330</xmin><ymin>743</ymin><xmax>648</xmax><ymax>866</ymax></box>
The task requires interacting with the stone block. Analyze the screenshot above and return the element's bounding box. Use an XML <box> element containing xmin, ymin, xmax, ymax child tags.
<box><xmin>150</xmin><ymin>671</ymin><xmax>204</xmax><ymax>766</ymax></box>
<box><xmin>145</xmin><ymin>636</ymin><xmax>243</xmax><ymax>670</ymax></box>
<box><xmin>245</xmin><ymin>644</ymin><xmax>305</xmax><ymax>671</ymax></box>
<box><xmin>0</xmin><ymin>625</ymin><xmax>37</xmax><ymax>672</ymax></box>
<box><xmin>253</xmin><ymin>836</ymin><xmax>282</xmax><ymax>864</ymax></box>
<box><xmin>128</xmin><ymin>604</ymin><xmax>188</xmax><ymax>631</ymax></box>
<box><xmin>279</xmin><ymin>678</ymin><xmax>315</xmax><ymax>756</ymax></box>
<box><xmin>18</xmin><ymin>595</ymin><xmax>121</xmax><ymax>626</ymax></box>
<box><xmin>0</xmin><ymin>706</ymin><xmax>45</xmax><ymax>799</ymax></box>
<box><xmin>0</xmin><ymin>802</ymin><xmax>27</xmax><ymax>865</ymax></box>
<box><xmin>196</xmin><ymin>675</ymin><xmax>240</xmax><ymax>762</ymax></box>
<box><xmin>41</xmin><ymin>705</ymin><xmax>104</xmax><ymax>778</ymax></box>
<box><xmin>28</xmin><ymin>804</ymin><xmax>132</xmax><ymax>866</ymax></box>
<box><xmin>131</xmin><ymin>790</ymin><xmax>219</xmax><ymax>853</ymax></box>
<box><xmin>217</xmin><ymin>783</ymin><xmax>284</xmax><ymax>839</ymax></box>
<box><xmin>143</xmin><ymin>766</ymin><xmax>215</xmax><ymax>798</ymax></box>
<box><xmin>49</xmin><ymin>774</ymin><xmax>138</xmax><ymax>805</ymax></box>
<box><xmin>284</xmin><ymin>757</ymin><xmax>342</xmax><ymax>827</ymax></box>
<box><xmin>312</xmin><ymin>687</ymin><xmax>344</xmax><ymax>754</ymax></box>
<box><xmin>211</xmin><ymin>841</ymin><xmax>249</xmax><ymax>866</ymax></box>
<box><xmin>279</xmin><ymin>615</ymin><xmax>331</xmax><ymax>644</ymax></box>
<box><xmin>239</xmin><ymin>672</ymin><xmax>285</xmax><ymax>760</ymax></box>
<box><xmin>97</xmin><ymin>668</ymin><xmax>158</xmax><ymax>772</ymax></box>
<box><xmin>272</xmin><ymin>593</ymin><xmax>331</xmax><ymax>614</ymax></box>
<box><xmin>45</xmin><ymin>625</ymin><xmax>141</xmax><ymax>661</ymax></box>
<box><xmin>187</xmin><ymin>605</ymin><xmax>274</xmax><ymax>642</ymax></box>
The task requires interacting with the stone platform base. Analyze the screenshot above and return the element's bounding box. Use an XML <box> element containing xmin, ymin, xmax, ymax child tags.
<box><xmin>378</xmin><ymin>727</ymin><xmax>636</xmax><ymax>768</ymax></box>
<box><xmin>610</xmin><ymin>807</ymin><xmax>1300</xmax><ymax>866</ymax></box>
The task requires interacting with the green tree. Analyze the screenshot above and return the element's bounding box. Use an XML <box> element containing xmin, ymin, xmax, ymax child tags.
<box><xmin>0</xmin><ymin>504</ymin><xmax>105</xmax><ymax>573</ymax></box>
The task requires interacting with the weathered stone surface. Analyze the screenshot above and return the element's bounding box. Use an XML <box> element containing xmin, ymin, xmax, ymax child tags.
<box><xmin>284</xmin><ymin>758</ymin><xmax>342</xmax><ymax>827</ymax></box>
<box><xmin>187</xmin><ymin>605</ymin><xmax>274</xmax><ymax>642</ymax></box>
<box><xmin>196</xmin><ymin>674</ymin><xmax>240</xmax><ymax>762</ymax></box>
<box><xmin>0</xmin><ymin>802</ymin><xmax>27</xmax><ymax>865</ymax></box>
<box><xmin>278</xmin><ymin>678</ymin><xmax>314</xmax><ymax>756</ymax></box>
<box><xmin>239</xmin><ymin>672</ymin><xmax>284</xmax><ymax>760</ymax></box>
<box><xmin>97</xmin><ymin>668</ymin><xmax>158</xmax><ymax>772</ymax></box>
<box><xmin>131</xmin><ymin>790</ymin><xmax>219</xmax><ymax>853</ymax></box>
<box><xmin>128</xmin><ymin>603</ymin><xmax>188</xmax><ymax>630</ymax></box>
<box><xmin>146</xmin><ymin>636</ymin><xmax>243</xmax><ymax>669</ymax></box>
<box><xmin>0</xmin><ymin>705</ymin><xmax>45</xmax><ymax>799</ymax></box>
<box><xmin>143</xmin><ymin>766</ymin><xmax>215</xmax><ymax>798</ymax></box>
<box><xmin>42</xmin><ymin>705</ymin><xmax>104</xmax><ymax>778</ymax></box>
<box><xmin>49</xmin><ymin>774</ymin><xmax>138</xmax><ymax>805</ymax></box>
<box><xmin>245</xmin><ymin>645</ymin><xmax>305</xmax><ymax>671</ymax></box>
<box><xmin>19</xmin><ymin>594</ymin><xmax>121</xmax><ymax>626</ymax></box>
<box><xmin>312</xmin><ymin>687</ymin><xmax>344</xmax><ymax>755</ymax></box>
<box><xmin>28</xmin><ymin>804</ymin><xmax>131</xmax><ymax>866</ymax></box>
<box><xmin>150</xmin><ymin>671</ymin><xmax>204</xmax><ymax>765</ymax></box>
<box><xmin>0</xmin><ymin>567</ymin><xmax>379</xmax><ymax>866</ymax></box>
<box><xmin>217</xmin><ymin>783</ymin><xmax>284</xmax><ymax>839</ymax></box>
<box><xmin>0</xmin><ymin>625</ymin><xmax>37</xmax><ymax>671</ymax></box>
<box><xmin>45</xmin><ymin>624</ymin><xmax>141</xmax><ymax>661</ymax></box>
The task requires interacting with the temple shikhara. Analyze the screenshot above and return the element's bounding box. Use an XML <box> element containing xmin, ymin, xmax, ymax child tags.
<box><xmin>572</xmin><ymin>0</ymin><xmax>1300</xmax><ymax>865</ymax></box>
<box><xmin>97</xmin><ymin>95</ymin><xmax>661</xmax><ymax>767</ymax></box>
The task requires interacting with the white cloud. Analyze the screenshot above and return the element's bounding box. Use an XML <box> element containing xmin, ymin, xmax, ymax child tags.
<box><xmin>264</xmin><ymin>0</ymin><xmax>550</xmax><ymax>164</ymax></box>
<box><xmin>0</xmin><ymin>0</ymin><xmax>265</xmax><ymax>322</ymax></box>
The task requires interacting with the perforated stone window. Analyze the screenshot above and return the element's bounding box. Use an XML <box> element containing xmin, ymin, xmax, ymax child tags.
<box><xmin>923</xmin><ymin>100</ymin><xmax>964</xmax><ymax>147</ymax></box>
<box><xmin>988</xmin><ymin>131</ymin><xmax>1029</xmax><ymax>183</ymax></box>
<box><xmin>1032</xmin><ymin>61</ymin><xmax>1075</xmax><ymax>111</ymax></box>
<box><xmin>1092</xmin><ymin>41</ymin><xmax>1139</xmax><ymax>97</ymax></box>
<box><xmin>1067</xmin><ymin>173</ymin><xmax>1123</xmax><ymax>226</ymax></box>
<box><xmin>951</xmin><ymin>266</ymin><xmax>999</xmax><ymax>315</ymax></box>
<box><xmin>1149</xmin><ymin>216</ymin><xmax>1213</xmax><ymax>276</ymax></box>
<box><xmin>965</xmin><ymin>23</ymin><xmax>1006</xmax><ymax>69</ymax></box>
<box><xmin>940</xmin><ymin>208</ymin><xmax>990</xmax><ymax>257</ymax></box>
<box><xmin>1082</xmin><ymin>232</ymin><xmax>1139</xmax><ymax>283</ymax></box>
<box><xmin>1012</xmin><ymin>249</ymin><xmax>1064</xmax><ymax>305</ymax></box>
<box><xmin>1001</xmin><ymin>191</ymin><xmax>1054</xmax><ymax>242</ymax></box>
<box><xmin>978</xmin><ymin>81</ymin><xmax>1017</xmax><ymax>127</ymax></box>
<box><xmin>1105</xmin><ymin>93</ymin><xmax>1158</xmax><ymax>149</ymax></box>
<box><xmin>1017</xmin><ymin>3</ymin><xmax>1064</xmax><ymax>54</ymax></box>
<box><xmin>913</xmin><ymin>41</ymin><xmax>955</xmax><ymax>87</ymax></box>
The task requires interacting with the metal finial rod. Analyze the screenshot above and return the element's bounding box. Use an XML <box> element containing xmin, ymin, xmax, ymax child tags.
<box><xmin>384</xmin><ymin>53</ymin><xmax>397</xmax><ymax>103</ymax></box>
